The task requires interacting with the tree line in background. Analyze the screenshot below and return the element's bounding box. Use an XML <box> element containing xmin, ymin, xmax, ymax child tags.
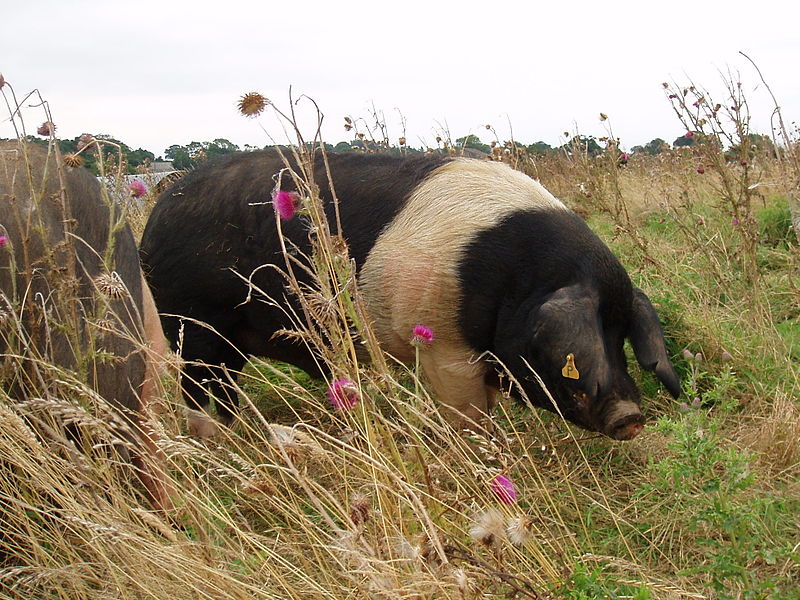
<box><xmin>3</xmin><ymin>130</ymin><xmax>776</xmax><ymax>176</ymax></box>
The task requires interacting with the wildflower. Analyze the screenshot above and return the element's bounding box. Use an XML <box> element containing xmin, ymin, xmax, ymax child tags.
<box><xmin>37</xmin><ymin>121</ymin><xmax>55</xmax><ymax>136</ymax></box>
<box><xmin>732</xmin><ymin>218</ymin><xmax>740</xmax><ymax>226</ymax></box>
<box><xmin>678</xmin><ymin>402</ymin><xmax>690</xmax><ymax>412</ymax></box>
<box><xmin>327</xmin><ymin>378</ymin><xmax>360</xmax><ymax>411</ymax></box>
<box><xmin>272</xmin><ymin>189</ymin><xmax>300</xmax><ymax>221</ymax></box>
<box><xmin>682</xmin><ymin>348</ymin><xmax>694</xmax><ymax>361</ymax></box>
<box><xmin>696</xmin><ymin>166</ymin><xmax>705</xmax><ymax>174</ymax></box>
<box><xmin>410</xmin><ymin>324</ymin><xmax>434</xmax><ymax>346</ymax></box>
<box><xmin>721</xmin><ymin>350</ymin><xmax>733</xmax><ymax>362</ymax></box>
<box><xmin>63</xmin><ymin>153</ymin><xmax>83</xmax><ymax>168</ymax></box>
<box><xmin>684</xmin><ymin>131</ymin><xmax>694</xmax><ymax>139</ymax></box>
<box><xmin>398</xmin><ymin>137</ymin><xmax>406</xmax><ymax>146</ymax></box>
<box><xmin>691</xmin><ymin>396</ymin><xmax>702</xmax><ymax>409</ymax></box>
<box><xmin>694</xmin><ymin>352</ymin><xmax>704</xmax><ymax>363</ymax></box>
<box><xmin>128</xmin><ymin>180</ymin><xmax>148</xmax><ymax>199</ymax></box>
<box><xmin>237</xmin><ymin>92</ymin><xmax>267</xmax><ymax>117</ymax></box>
<box><xmin>0</xmin><ymin>235</ymin><xmax>7</xmax><ymax>247</ymax></box>
<box><xmin>469</xmin><ymin>509</ymin><xmax>505</xmax><ymax>546</ymax></box>
<box><xmin>668</xmin><ymin>94</ymin><xmax>678</xmax><ymax>99</ymax></box>
<box><xmin>490</xmin><ymin>474</ymin><xmax>518</xmax><ymax>505</ymax></box>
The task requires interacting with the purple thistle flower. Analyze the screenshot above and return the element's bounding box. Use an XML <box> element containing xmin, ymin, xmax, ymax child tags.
<box><xmin>732</xmin><ymin>218</ymin><xmax>740</xmax><ymax>226</ymax></box>
<box><xmin>682</xmin><ymin>348</ymin><xmax>694</xmax><ymax>361</ymax></box>
<box><xmin>490</xmin><ymin>474</ymin><xmax>518</xmax><ymax>505</ymax></box>
<box><xmin>0</xmin><ymin>235</ymin><xmax>7</xmax><ymax>247</ymax></box>
<box><xmin>327</xmin><ymin>378</ymin><xmax>360</xmax><ymax>411</ymax></box>
<box><xmin>684</xmin><ymin>131</ymin><xmax>694</xmax><ymax>139</ymax></box>
<box><xmin>721</xmin><ymin>351</ymin><xmax>733</xmax><ymax>362</ymax></box>
<box><xmin>128</xmin><ymin>180</ymin><xmax>148</xmax><ymax>199</ymax></box>
<box><xmin>410</xmin><ymin>324</ymin><xmax>434</xmax><ymax>346</ymax></box>
<box><xmin>272</xmin><ymin>189</ymin><xmax>300</xmax><ymax>221</ymax></box>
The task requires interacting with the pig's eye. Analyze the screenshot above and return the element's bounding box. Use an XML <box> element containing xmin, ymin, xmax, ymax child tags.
<box><xmin>572</xmin><ymin>391</ymin><xmax>590</xmax><ymax>410</ymax></box>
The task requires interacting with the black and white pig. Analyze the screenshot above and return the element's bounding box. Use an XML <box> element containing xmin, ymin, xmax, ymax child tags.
<box><xmin>139</xmin><ymin>150</ymin><xmax>680</xmax><ymax>440</ymax></box>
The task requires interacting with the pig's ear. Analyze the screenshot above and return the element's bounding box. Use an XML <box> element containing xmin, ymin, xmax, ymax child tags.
<box><xmin>629</xmin><ymin>288</ymin><xmax>681</xmax><ymax>398</ymax></box>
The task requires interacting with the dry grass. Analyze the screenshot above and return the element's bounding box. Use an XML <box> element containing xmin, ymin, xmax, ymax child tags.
<box><xmin>0</xmin><ymin>75</ymin><xmax>798</xmax><ymax>599</ymax></box>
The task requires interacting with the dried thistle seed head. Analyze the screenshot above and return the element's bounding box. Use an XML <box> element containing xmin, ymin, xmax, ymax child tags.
<box><xmin>77</xmin><ymin>134</ymin><xmax>97</xmax><ymax>151</ymax></box>
<box><xmin>0</xmin><ymin>74</ymin><xmax>5</xmax><ymax>89</ymax></box>
<box><xmin>94</xmin><ymin>272</ymin><xmax>126</xmax><ymax>299</ymax></box>
<box><xmin>63</xmin><ymin>153</ymin><xmax>83</xmax><ymax>168</ymax></box>
<box><xmin>469</xmin><ymin>509</ymin><xmax>505</xmax><ymax>547</ymax></box>
<box><xmin>237</xmin><ymin>92</ymin><xmax>268</xmax><ymax>117</ymax></box>
<box><xmin>37</xmin><ymin>121</ymin><xmax>55</xmax><ymax>136</ymax></box>
<box><xmin>241</xmin><ymin>477</ymin><xmax>277</xmax><ymax>497</ymax></box>
<box><xmin>506</xmin><ymin>515</ymin><xmax>536</xmax><ymax>545</ymax></box>
<box><xmin>398</xmin><ymin>136</ymin><xmax>406</xmax><ymax>146</ymax></box>
<box><xmin>599</xmin><ymin>112</ymin><xmax>608</xmax><ymax>121</ymax></box>
<box><xmin>349</xmin><ymin>496</ymin><xmax>371</xmax><ymax>526</ymax></box>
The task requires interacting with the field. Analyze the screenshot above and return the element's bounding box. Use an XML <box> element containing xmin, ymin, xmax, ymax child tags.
<box><xmin>0</xmin><ymin>78</ymin><xmax>798</xmax><ymax>600</ymax></box>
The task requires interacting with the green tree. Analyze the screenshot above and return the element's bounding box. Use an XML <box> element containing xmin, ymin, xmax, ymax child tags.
<box><xmin>561</xmin><ymin>135</ymin><xmax>602</xmax><ymax>156</ymax></box>
<box><xmin>632</xmin><ymin>138</ymin><xmax>669</xmax><ymax>155</ymax></box>
<box><xmin>673</xmin><ymin>133</ymin><xmax>696</xmax><ymax>147</ymax></box>
<box><xmin>526</xmin><ymin>141</ymin><xmax>553</xmax><ymax>155</ymax></box>
<box><xmin>456</xmin><ymin>135</ymin><xmax>490</xmax><ymax>153</ymax></box>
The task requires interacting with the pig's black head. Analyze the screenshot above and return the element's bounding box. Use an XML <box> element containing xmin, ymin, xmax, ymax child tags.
<box><xmin>459</xmin><ymin>209</ymin><xmax>681</xmax><ymax>441</ymax></box>
<box><xmin>494</xmin><ymin>281</ymin><xmax>680</xmax><ymax>440</ymax></box>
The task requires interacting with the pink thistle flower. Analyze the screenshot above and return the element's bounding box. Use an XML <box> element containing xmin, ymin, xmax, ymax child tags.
<box><xmin>684</xmin><ymin>131</ymin><xmax>694</xmax><ymax>139</ymax></box>
<box><xmin>731</xmin><ymin>218</ymin><xmax>740</xmax><ymax>226</ymax></box>
<box><xmin>128</xmin><ymin>180</ymin><xmax>148</xmax><ymax>199</ymax></box>
<box><xmin>272</xmin><ymin>189</ymin><xmax>300</xmax><ymax>221</ymax></box>
<box><xmin>490</xmin><ymin>474</ymin><xmax>518</xmax><ymax>505</ymax></box>
<box><xmin>327</xmin><ymin>378</ymin><xmax>360</xmax><ymax>411</ymax></box>
<box><xmin>696</xmin><ymin>166</ymin><xmax>705</xmax><ymax>174</ymax></box>
<box><xmin>410</xmin><ymin>324</ymin><xmax>434</xmax><ymax>346</ymax></box>
<box><xmin>0</xmin><ymin>235</ymin><xmax>8</xmax><ymax>247</ymax></box>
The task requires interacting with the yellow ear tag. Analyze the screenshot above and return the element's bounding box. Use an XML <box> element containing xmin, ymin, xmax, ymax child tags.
<box><xmin>561</xmin><ymin>353</ymin><xmax>580</xmax><ymax>380</ymax></box>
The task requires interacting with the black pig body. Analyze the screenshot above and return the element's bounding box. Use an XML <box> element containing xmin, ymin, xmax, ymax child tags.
<box><xmin>140</xmin><ymin>150</ymin><xmax>680</xmax><ymax>439</ymax></box>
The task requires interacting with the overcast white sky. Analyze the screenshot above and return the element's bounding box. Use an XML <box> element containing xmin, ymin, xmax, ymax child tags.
<box><xmin>3</xmin><ymin>1</ymin><xmax>798</xmax><ymax>158</ymax></box>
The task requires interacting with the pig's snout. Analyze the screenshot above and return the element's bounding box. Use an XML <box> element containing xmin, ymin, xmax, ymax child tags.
<box><xmin>600</xmin><ymin>400</ymin><xmax>645</xmax><ymax>441</ymax></box>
